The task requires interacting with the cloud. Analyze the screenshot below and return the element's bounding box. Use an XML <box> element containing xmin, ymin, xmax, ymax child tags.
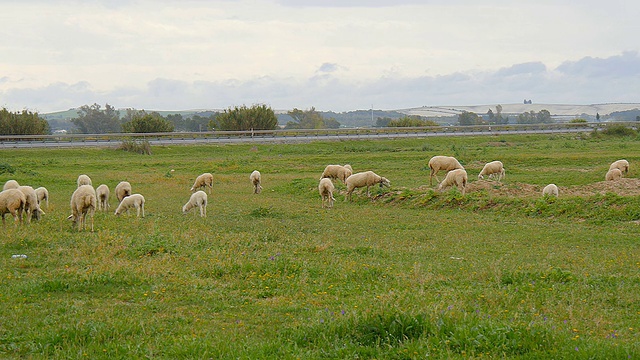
<box><xmin>555</xmin><ymin>51</ymin><xmax>640</xmax><ymax>78</ymax></box>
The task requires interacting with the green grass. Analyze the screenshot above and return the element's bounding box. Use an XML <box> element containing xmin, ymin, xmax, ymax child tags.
<box><xmin>1</xmin><ymin>133</ymin><xmax>639</xmax><ymax>359</ymax></box>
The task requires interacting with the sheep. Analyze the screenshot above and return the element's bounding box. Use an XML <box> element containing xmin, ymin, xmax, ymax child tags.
<box><xmin>114</xmin><ymin>194</ymin><xmax>145</xmax><ymax>218</ymax></box>
<box><xmin>437</xmin><ymin>168</ymin><xmax>468</xmax><ymax>195</ymax></box>
<box><xmin>77</xmin><ymin>174</ymin><xmax>92</xmax><ymax>187</ymax></box>
<box><xmin>478</xmin><ymin>160</ymin><xmax>505</xmax><ymax>181</ymax></box>
<box><xmin>0</xmin><ymin>189</ymin><xmax>26</xmax><ymax>226</ymax></box>
<box><xmin>318</xmin><ymin>178</ymin><xmax>336</xmax><ymax>208</ymax></box>
<box><xmin>605</xmin><ymin>168</ymin><xmax>622</xmax><ymax>181</ymax></box>
<box><xmin>343</xmin><ymin>164</ymin><xmax>353</xmax><ymax>173</ymax></box>
<box><xmin>115</xmin><ymin>181</ymin><xmax>132</xmax><ymax>203</ymax></box>
<box><xmin>320</xmin><ymin>165</ymin><xmax>353</xmax><ymax>184</ymax></box>
<box><xmin>609</xmin><ymin>159</ymin><xmax>629</xmax><ymax>176</ymax></box>
<box><xmin>96</xmin><ymin>184</ymin><xmax>110</xmax><ymax>211</ymax></box>
<box><xmin>250</xmin><ymin>170</ymin><xmax>263</xmax><ymax>194</ymax></box>
<box><xmin>34</xmin><ymin>187</ymin><xmax>49</xmax><ymax>208</ymax></box>
<box><xmin>542</xmin><ymin>184</ymin><xmax>559</xmax><ymax>198</ymax></box>
<box><xmin>345</xmin><ymin>171</ymin><xmax>391</xmax><ymax>201</ymax></box>
<box><xmin>3</xmin><ymin>180</ymin><xmax>19</xmax><ymax>191</ymax></box>
<box><xmin>190</xmin><ymin>173</ymin><xmax>213</xmax><ymax>194</ymax></box>
<box><xmin>67</xmin><ymin>184</ymin><xmax>96</xmax><ymax>231</ymax></box>
<box><xmin>428</xmin><ymin>156</ymin><xmax>464</xmax><ymax>186</ymax></box>
<box><xmin>18</xmin><ymin>185</ymin><xmax>45</xmax><ymax>222</ymax></box>
<box><xmin>182</xmin><ymin>190</ymin><xmax>207</xmax><ymax>217</ymax></box>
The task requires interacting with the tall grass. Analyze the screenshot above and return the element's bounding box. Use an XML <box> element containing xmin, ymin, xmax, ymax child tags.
<box><xmin>0</xmin><ymin>134</ymin><xmax>638</xmax><ymax>358</ymax></box>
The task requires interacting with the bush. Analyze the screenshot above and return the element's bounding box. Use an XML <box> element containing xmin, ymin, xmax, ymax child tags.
<box><xmin>600</xmin><ymin>125</ymin><xmax>636</xmax><ymax>137</ymax></box>
<box><xmin>118</xmin><ymin>139</ymin><xmax>152</xmax><ymax>155</ymax></box>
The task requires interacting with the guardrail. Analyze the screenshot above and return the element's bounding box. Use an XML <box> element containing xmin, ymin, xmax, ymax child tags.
<box><xmin>0</xmin><ymin>122</ymin><xmax>633</xmax><ymax>148</ymax></box>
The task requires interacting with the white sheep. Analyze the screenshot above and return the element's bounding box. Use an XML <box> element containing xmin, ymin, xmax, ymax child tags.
<box><xmin>115</xmin><ymin>181</ymin><xmax>132</xmax><ymax>203</ymax></box>
<box><xmin>320</xmin><ymin>165</ymin><xmax>353</xmax><ymax>184</ymax></box>
<box><xmin>115</xmin><ymin>194</ymin><xmax>145</xmax><ymax>218</ymax></box>
<box><xmin>437</xmin><ymin>168</ymin><xmax>468</xmax><ymax>195</ymax></box>
<box><xmin>182</xmin><ymin>190</ymin><xmax>207</xmax><ymax>217</ymax></box>
<box><xmin>318</xmin><ymin>178</ymin><xmax>336</xmax><ymax>208</ymax></box>
<box><xmin>343</xmin><ymin>164</ymin><xmax>353</xmax><ymax>173</ymax></box>
<box><xmin>345</xmin><ymin>171</ymin><xmax>391</xmax><ymax>201</ymax></box>
<box><xmin>18</xmin><ymin>185</ymin><xmax>45</xmax><ymax>222</ymax></box>
<box><xmin>96</xmin><ymin>184</ymin><xmax>110</xmax><ymax>211</ymax></box>
<box><xmin>478</xmin><ymin>160</ymin><xmax>505</xmax><ymax>181</ymax></box>
<box><xmin>250</xmin><ymin>170</ymin><xmax>263</xmax><ymax>194</ymax></box>
<box><xmin>77</xmin><ymin>174</ymin><xmax>92</xmax><ymax>187</ymax></box>
<box><xmin>542</xmin><ymin>184</ymin><xmax>559</xmax><ymax>198</ymax></box>
<box><xmin>428</xmin><ymin>156</ymin><xmax>464</xmax><ymax>186</ymax></box>
<box><xmin>67</xmin><ymin>184</ymin><xmax>96</xmax><ymax>231</ymax></box>
<box><xmin>0</xmin><ymin>189</ymin><xmax>26</xmax><ymax>226</ymax></box>
<box><xmin>609</xmin><ymin>159</ymin><xmax>629</xmax><ymax>176</ymax></box>
<box><xmin>190</xmin><ymin>173</ymin><xmax>213</xmax><ymax>194</ymax></box>
<box><xmin>3</xmin><ymin>180</ymin><xmax>20</xmax><ymax>191</ymax></box>
<box><xmin>605</xmin><ymin>168</ymin><xmax>622</xmax><ymax>181</ymax></box>
<box><xmin>34</xmin><ymin>187</ymin><xmax>49</xmax><ymax>208</ymax></box>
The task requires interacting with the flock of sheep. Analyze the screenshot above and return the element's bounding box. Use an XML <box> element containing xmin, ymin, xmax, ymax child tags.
<box><xmin>0</xmin><ymin>156</ymin><xmax>630</xmax><ymax>229</ymax></box>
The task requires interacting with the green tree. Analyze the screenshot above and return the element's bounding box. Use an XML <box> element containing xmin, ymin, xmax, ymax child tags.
<box><xmin>387</xmin><ymin>116</ymin><xmax>439</xmax><ymax>127</ymax></box>
<box><xmin>285</xmin><ymin>107</ymin><xmax>340</xmax><ymax>129</ymax></box>
<box><xmin>0</xmin><ymin>108</ymin><xmax>50</xmax><ymax>135</ymax></box>
<box><xmin>122</xmin><ymin>112</ymin><xmax>174</xmax><ymax>133</ymax></box>
<box><xmin>376</xmin><ymin>117</ymin><xmax>392</xmax><ymax>127</ymax></box>
<box><xmin>72</xmin><ymin>103</ymin><xmax>121</xmax><ymax>133</ymax></box>
<box><xmin>517</xmin><ymin>109</ymin><xmax>553</xmax><ymax>124</ymax></box>
<box><xmin>458</xmin><ymin>111</ymin><xmax>483</xmax><ymax>126</ymax></box>
<box><xmin>214</xmin><ymin>104</ymin><xmax>278</xmax><ymax>131</ymax></box>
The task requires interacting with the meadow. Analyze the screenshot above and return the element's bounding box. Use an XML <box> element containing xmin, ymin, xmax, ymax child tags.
<box><xmin>1</xmin><ymin>132</ymin><xmax>639</xmax><ymax>359</ymax></box>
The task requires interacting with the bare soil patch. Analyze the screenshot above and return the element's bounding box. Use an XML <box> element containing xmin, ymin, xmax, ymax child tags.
<box><xmin>465</xmin><ymin>178</ymin><xmax>640</xmax><ymax>198</ymax></box>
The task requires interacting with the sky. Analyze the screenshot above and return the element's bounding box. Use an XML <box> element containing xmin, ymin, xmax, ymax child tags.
<box><xmin>1</xmin><ymin>0</ymin><xmax>639</xmax><ymax>113</ymax></box>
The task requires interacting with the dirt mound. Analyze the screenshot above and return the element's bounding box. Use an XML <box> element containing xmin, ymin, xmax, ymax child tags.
<box><xmin>465</xmin><ymin>178</ymin><xmax>640</xmax><ymax>198</ymax></box>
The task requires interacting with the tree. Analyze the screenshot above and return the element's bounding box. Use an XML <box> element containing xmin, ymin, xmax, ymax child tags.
<box><xmin>387</xmin><ymin>116</ymin><xmax>439</xmax><ymax>127</ymax></box>
<box><xmin>122</xmin><ymin>112</ymin><xmax>174</xmax><ymax>133</ymax></box>
<box><xmin>458</xmin><ymin>111</ymin><xmax>483</xmax><ymax>126</ymax></box>
<box><xmin>0</xmin><ymin>108</ymin><xmax>50</xmax><ymax>135</ymax></box>
<box><xmin>215</xmin><ymin>104</ymin><xmax>278</xmax><ymax>131</ymax></box>
<box><xmin>375</xmin><ymin>117</ymin><xmax>392</xmax><ymax>127</ymax></box>
<box><xmin>72</xmin><ymin>103</ymin><xmax>121</xmax><ymax>133</ymax></box>
<box><xmin>517</xmin><ymin>109</ymin><xmax>553</xmax><ymax>124</ymax></box>
<box><xmin>285</xmin><ymin>107</ymin><xmax>340</xmax><ymax>129</ymax></box>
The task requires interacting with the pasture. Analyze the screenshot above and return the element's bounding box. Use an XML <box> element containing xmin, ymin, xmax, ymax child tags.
<box><xmin>1</xmin><ymin>133</ymin><xmax>639</xmax><ymax>359</ymax></box>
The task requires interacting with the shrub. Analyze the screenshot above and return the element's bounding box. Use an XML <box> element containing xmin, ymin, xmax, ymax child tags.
<box><xmin>118</xmin><ymin>139</ymin><xmax>152</xmax><ymax>155</ymax></box>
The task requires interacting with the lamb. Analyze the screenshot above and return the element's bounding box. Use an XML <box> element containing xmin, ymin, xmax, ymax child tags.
<box><xmin>114</xmin><ymin>194</ymin><xmax>145</xmax><ymax>218</ymax></box>
<box><xmin>343</xmin><ymin>164</ymin><xmax>353</xmax><ymax>173</ymax></box>
<box><xmin>250</xmin><ymin>170</ymin><xmax>263</xmax><ymax>194</ymax></box>
<box><xmin>428</xmin><ymin>156</ymin><xmax>464</xmax><ymax>186</ymax></box>
<box><xmin>190</xmin><ymin>173</ymin><xmax>213</xmax><ymax>194</ymax></box>
<box><xmin>345</xmin><ymin>171</ymin><xmax>391</xmax><ymax>201</ymax></box>
<box><xmin>77</xmin><ymin>174</ymin><xmax>92</xmax><ymax>187</ymax></box>
<box><xmin>182</xmin><ymin>190</ymin><xmax>207</xmax><ymax>217</ymax></box>
<box><xmin>18</xmin><ymin>185</ymin><xmax>45</xmax><ymax>222</ymax></box>
<box><xmin>320</xmin><ymin>165</ymin><xmax>353</xmax><ymax>184</ymax></box>
<box><xmin>318</xmin><ymin>178</ymin><xmax>336</xmax><ymax>208</ymax></box>
<box><xmin>115</xmin><ymin>181</ymin><xmax>132</xmax><ymax>203</ymax></box>
<box><xmin>0</xmin><ymin>189</ymin><xmax>26</xmax><ymax>226</ymax></box>
<box><xmin>605</xmin><ymin>168</ymin><xmax>622</xmax><ymax>181</ymax></box>
<box><xmin>3</xmin><ymin>180</ymin><xmax>19</xmax><ymax>191</ymax></box>
<box><xmin>34</xmin><ymin>187</ymin><xmax>49</xmax><ymax>208</ymax></box>
<box><xmin>609</xmin><ymin>159</ymin><xmax>629</xmax><ymax>176</ymax></box>
<box><xmin>478</xmin><ymin>160</ymin><xmax>505</xmax><ymax>181</ymax></box>
<box><xmin>437</xmin><ymin>168</ymin><xmax>468</xmax><ymax>195</ymax></box>
<box><xmin>67</xmin><ymin>184</ymin><xmax>96</xmax><ymax>231</ymax></box>
<box><xmin>542</xmin><ymin>184</ymin><xmax>559</xmax><ymax>198</ymax></box>
<box><xmin>96</xmin><ymin>184</ymin><xmax>110</xmax><ymax>211</ymax></box>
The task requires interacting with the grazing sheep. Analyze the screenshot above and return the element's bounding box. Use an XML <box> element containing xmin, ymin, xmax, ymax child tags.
<box><xmin>182</xmin><ymin>190</ymin><xmax>207</xmax><ymax>217</ymax></box>
<box><xmin>428</xmin><ymin>156</ymin><xmax>464</xmax><ymax>186</ymax></box>
<box><xmin>320</xmin><ymin>165</ymin><xmax>353</xmax><ymax>184</ymax></box>
<box><xmin>18</xmin><ymin>186</ymin><xmax>45</xmax><ymax>222</ymax></box>
<box><xmin>67</xmin><ymin>185</ymin><xmax>96</xmax><ymax>231</ymax></box>
<box><xmin>437</xmin><ymin>168</ymin><xmax>468</xmax><ymax>195</ymax></box>
<box><xmin>343</xmin><ymin>164</ymin><xmax>353</xmax><ymax>173</ymax></box>
<box><xmin>3</xmin><ymin>180</ymin><xmax>20</xmax><ymax>191</ymax></box>
<box><xmin>609</xmin><ymin>159</ymin><xmax>629</xmax><ymax>176</ymax></box>
<box><xmin>190</xmin><ymin>173</ymin><xmax>213</xmax><ymax>194</ymax></box>
<box><xmin>345</xmin><ymin>171</ymin><xmax>391</xmax><ymax>201</ymax></box>
<box><xmin>0</xmin><ymin>189</ymin><xmax>26</xmax><ymax>226</ymax></box>
<box><xmin>250</xmin><ymin>170</ymin><xmax>263</xmax><ymax>194</ymax></box>
<box><xmin>96</xmin><ymin>184</ymin><xmax>110</xmax><ymax>211</ymax></box>
<box><xmin>605</xmin><ymin>168</ymin><xmax>622</xmax><ymax>181</ymax></box>
<box><xmin>478</xmin><ymin>160</ymin><xmax>505</xmax><ymax>181</ymax></box>
<box><xmin>34</xmin><ymin>187</ymin><xmax>49</xmax><ymax>208</ymax></box>
<box><xmin>77</xmin><ymin>174</ymin><xmax>92</xmax><ymax>187</ymax></box>
<box><xmin>115</xmin><ymin>181</ymin><xmax>132</xmax><ymax>203</ymax></box>
<box><xmin>542</xmin><ymin>184</ymin><xmax>559</xmax><ymax>198</ymax></box>
<box><xmin>114</xmin><ymin>194</ymin><xmax>145</xmax><ymax>218</ymax></box>
<box><xmin>318</xmin><ymin>178</ymin><xmax>336</xmax><ymax>208</ymax></box>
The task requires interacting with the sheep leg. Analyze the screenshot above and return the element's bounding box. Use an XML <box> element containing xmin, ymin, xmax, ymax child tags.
<box><xmin>141</xmin><ymin>204</ymin><xmax>145</xmax><ymax>218</ymax></box>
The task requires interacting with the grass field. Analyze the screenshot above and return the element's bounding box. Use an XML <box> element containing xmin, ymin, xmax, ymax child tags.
<box><xmin>1</xmin><ymin>132</ymin><xmax>639</xmax><ymax>359</ymax></box>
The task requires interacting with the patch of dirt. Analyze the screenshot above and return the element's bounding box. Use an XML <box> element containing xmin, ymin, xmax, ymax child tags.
<box><xmin>465</xmin><ymin>178</ymin><xmax>640</xmax><ymax>197</ymax></box>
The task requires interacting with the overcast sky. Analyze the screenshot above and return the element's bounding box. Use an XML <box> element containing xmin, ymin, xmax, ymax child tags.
<box><xmin>1</xmin><ymin>0</ymin><xmax>639</xmax><ymax>113</ymax></box>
